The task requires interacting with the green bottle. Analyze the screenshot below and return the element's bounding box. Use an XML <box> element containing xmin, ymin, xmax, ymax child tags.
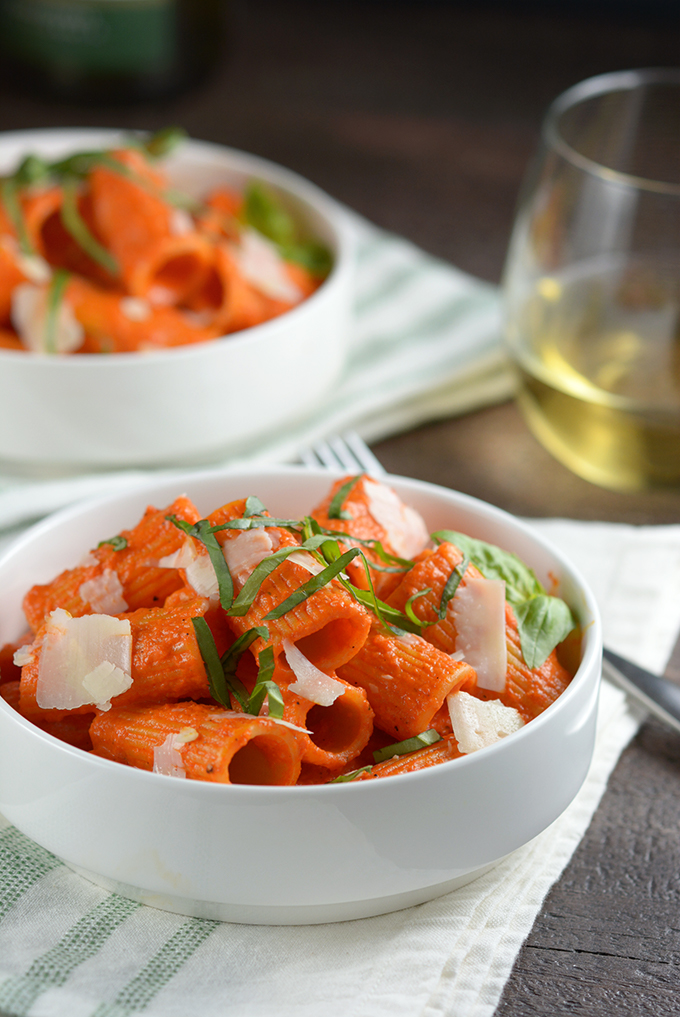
<box><xmin>0</xmin><ymin>0</ymin><xmax>227</xmax><ymax>102</ymax></box>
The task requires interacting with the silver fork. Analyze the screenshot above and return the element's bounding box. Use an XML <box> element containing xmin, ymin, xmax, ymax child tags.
<box><xmin>301</xmin><ymin>431</ymin><xmax>680</xmax><ymax>736</ymax></box>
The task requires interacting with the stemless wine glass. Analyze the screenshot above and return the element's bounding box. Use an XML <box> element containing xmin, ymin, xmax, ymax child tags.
<box><xmin>503</xmin><ymin>69</ymin><xmax>680</xmax><ymax>491</ymax></box>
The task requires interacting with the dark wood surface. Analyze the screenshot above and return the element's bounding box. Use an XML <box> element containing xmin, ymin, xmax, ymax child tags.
<box><xmin>2</xmin><ymin>2</ymin><xmax>680</xmax><ymax>1011</ymax></box>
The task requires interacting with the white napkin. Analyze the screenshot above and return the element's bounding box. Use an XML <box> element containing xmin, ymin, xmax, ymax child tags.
<box><xmin>0</xmin><ymin>210</ymin><xmax>510</xmax><ymax>533</ymax></box>
<box><xmin>1</xmin><ymin>518</ymin><xmax>676</xmax><ymax>1017</ymax></box>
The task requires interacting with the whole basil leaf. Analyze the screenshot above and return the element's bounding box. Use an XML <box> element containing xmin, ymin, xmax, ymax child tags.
<box><xmin>433</xmin><ymin>529</ymin><xmax>542</xmax><ymax>607</ymax></box>
<box><xmin>514</xmin><ymin>595</ymin><xmax>575</xmax><ymax>670</ymax></box>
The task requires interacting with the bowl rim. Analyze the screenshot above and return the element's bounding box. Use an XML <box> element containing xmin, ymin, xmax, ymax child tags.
<box><xmin>0</xmin><ymin>127</ymin><xmax>354</xmax><ymax>366</ymax></box>
<box><xmin>0</xmin><ymin>464</ymin><xmax>603</xmax><ymax>796</ymax></box>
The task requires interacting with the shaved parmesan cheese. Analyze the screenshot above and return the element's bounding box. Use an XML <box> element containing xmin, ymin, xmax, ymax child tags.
<box><xmin>287</xmin><ymin>550</ymin><xmax>325</xmax><ymax>575</ymax></box>
<box><xmin>266</xmin><ymin>716</ymin><xmax>311</xmax><ymax>735</ymax></box>
<box><xmin>81</xmin><ymin>660</ymin><xmax>133</xmax><ymax>712</ymax></box>
<box><xmin>79</xmin><ymin>552</ymin><xmax>99</xmax><ymax>568</ymax></box>
<box><xmin>0</xmin><ymin>234</ymin><xmax>52</xmax><ymax>283</ymax></box>
<box><xmin>37</xmin><ymin>609</ymin><xmax>132</xmax><ymax>711</ymax></box>
<box><xmin>79</xmin><ymin>569</ymin><xmax>128</xmax><ymax>615</ymax></box>
<box><xmin>120</xmin><ymin>296</ymin><xmax>151</xmax><ymax>322</ymax></box>
<box><xmin>11</xmin><ymin>282</ymin><xmax>84</xmax><ymax>354</ymax></box>
<box><xmin>153</xmin><ymin>734</ymin><xmax>187</xmax><ymax>777</ymax></box>
<box><xmin>232</xmin><ymin>229</ymin><xmax>303</xmax><ymax>303</ymax></box>
<box><xmin>158</xmin><ymin>539</ymin><xmax>218</xmax><ymax>599</ymax></box>
<box><xmin>283</xmin><ymin>639</ymin><xmax>345</xmax><ymax>707</ymax></box>
<box><xmin>451</xmin><ymin>577</ymin><xmax>507</xmax><ymax>692</ymax></box>
<box><xmin>152</xmin><ymin>727</ymin><xmax>199</xmax><ymax>778</ymax></box>
<box><xmin>363</xmin><ymin>479</ymin><xmax>429</xmax><ymax>559</ymax></box>
<box><xmin>13</xmin><ymin>645</ymin><xmax>35</xmax><ymax>667</ymax></box>
<box><xmin>222</xmin><ymin>528</ymin><xmax>277</xmax><ymax>587</ymax></box>
<box><xmin>447</xmin><ymin>691</ymin><xmax>524</xmax><ymax>754</ymax></box>
<box><xmin>170</xmin><ymin>208</ymin><xmax>194</xmax><ymax>236</ymax></box>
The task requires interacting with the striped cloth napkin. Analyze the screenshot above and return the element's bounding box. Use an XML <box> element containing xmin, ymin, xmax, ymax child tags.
<box><xmin>3</xmin><ymin>518</ymin><xmax>680</xmax><ymax>1017</ymax></box>
<box><xmin>0</xmin><ymin>208</ymin><xmax>511</xmax><ymax>535</ymax></box>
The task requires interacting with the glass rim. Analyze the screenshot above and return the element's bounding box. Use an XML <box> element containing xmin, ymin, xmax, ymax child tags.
<box><xmin>543</xmin><ymin>67</ymin><xmax>680</xmax><ymax>196</ymax></box>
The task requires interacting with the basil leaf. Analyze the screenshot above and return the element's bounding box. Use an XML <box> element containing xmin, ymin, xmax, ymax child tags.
<box><xmin>15</xmin><ymin>154</ymin><xmax>49</xmax><ymax>187</ymax></box>
<box><xmin>244</xmin><ymin>496</ymin><xmax>267</xmax><ymax>517</ymax></box>
<box><xmin>373</xmin><ymin>729</ymin><xmax>441</xmax><ymax>764</ymax></box>
<box><xmin>43</xmin><ymin>269</ymin><xmax>70</xmax><ymax>354</ymax></box>
<box><xmin>432</xmin><ymin>529</ymin><xmax>542</xmax><ymax>607</ymax></box>
<box><xmin>243</xmin><ymin>180</ymin><xmax>296</xmax><ymax>247</ymax></box>
<box><xmin>248</xmin><ymin>646</ymin><xmax>283</xmax><ymax>719</ymax></box>
<box><xmin>219</xmin><ymin>625</ymin><xmax>269</xmax><ymax>711</ymax></box>
<box><xmin>263</xmin><ymin>547</ymin><xmax>362</xmax><ymax>621</ymax></box>
<box><xmin>1</xmin><ymin>176</ymin><xmax>33</xmax><ymax>254</ymax></box>
<box><xmin>329</xmin><ymin>766</ymin><xmax>373</xmax><ymax>783</ymax></box>
<box><xmin>432</xmin><ymin>529</ymin><xmax>575</xmax><ymax>667</ymax></box>
<box><xmin>166</xmin><ymin>515</ymin><xmax>234</xmax><ymax>610</ymax></box>
<box><xmin>98</xmin><ymin>535</ymin><xmax>128</xmax><ymax>551</ymax></box>
<box><xmin>192</xmin><ymin>616</ymin><xmax>231</xmax><ymax>708</ymax></box>
<box><xmin>404</xmin><ymin>588</ymin><xmax>431</xmax><ymax>627</ymax></box>
<box><xmin>60</xmin><ymin>177</ymin><xmax>119</xmax><ymax>275</ymax></box>
<box><xmin>513</xmin><ymin>595</ymin><xmax>575</xmax><ymax>670</ymax></box>
<box><xmin>327</xmin><ymin>475</ymin><xmax>361</xmax><ymax>520</ymax></box>
<box><xmin>143</xmin><ymin>126</ymin><xmax>187</xmax><ymax>158</ymax></box>
<box><xmin>438</xmin><ymin>555</ymin><xmax>469</xmax><ymax>620</ymax></box>
<box><xmin>279</xmin><ymin>240</ymin><xmax>332</xmax><ymax>278</ymax></box>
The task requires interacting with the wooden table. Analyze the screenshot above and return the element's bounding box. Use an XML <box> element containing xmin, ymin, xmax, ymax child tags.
<box><xmin>2</xmin><ymin>2</ymin><xmax>680</xmax><ymax>1010</ymax></box>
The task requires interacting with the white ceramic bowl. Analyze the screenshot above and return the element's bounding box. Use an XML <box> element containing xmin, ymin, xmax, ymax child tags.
<box><xmin>0</xmin><ymin>467</ymin><xmax>602</xmax><ymax>924</ymax></box>
<box><xmin>0</xmin><ymin>130</ymin><xmax>353</xmax><ymax>471</ymax></box>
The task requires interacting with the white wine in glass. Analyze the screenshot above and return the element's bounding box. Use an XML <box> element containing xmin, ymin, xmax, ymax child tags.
<box><xmin>503</xmin><ymin>69</ymin><xmax>680</xmax><ymax>491</ymax></box>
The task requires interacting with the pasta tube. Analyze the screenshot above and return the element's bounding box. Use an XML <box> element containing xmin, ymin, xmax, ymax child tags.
<box><xmin>91</xmin><ymin>701</ymin><xmax>304</xmax><ymax>785</ymax></box>
<box><xmin>337</xmin><ymin>623</ymin><xmax>476</xmax><ymax>740</ymax></box>
<box><xmin>208</xmin><ymin>499</ymin><xmax>371</xmax><ymax>671</ymax></box>
<box><xmin>23</xmin><ymin>495</ymin><xmax>201</xmax><ymax>632</ymax></box>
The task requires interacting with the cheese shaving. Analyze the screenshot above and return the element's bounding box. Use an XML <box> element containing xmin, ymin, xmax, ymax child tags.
<box><xmin>36</xmin><ymin>609</ymin><xmax>133</xmax><ymax>711</ymax></box>
<box><xmin>232</xmin><ymin>229</ymin><xmax>302</xmax><ymax>303</ymax></box>
<box><xmin>13</xmin><ymin>644</ymin><xmax>35</xmax><ymax>667</ymax></box>
<box><xmin>158</xmin><ymin>539</ymin><xmax>218</xmax><ymax>599</ymax></box>
<box><xmin>79</xmin><ymin>569</ymin><xmax>128</xmax><ymax>615</ymax></box>
<box><xmin>287</xmin><ymin>550</ymin><xmax>325</xmax><ymax>575</ymax></box>
<box><xmin>363</xmin><ymin>478</ymin><xmax>429</xmax><ymax>559</ymax></box>
<box><xmin>11</xmin><ymin>282</ymin><xmax>84</xmax><ymax>354</ymax></box>
<box><xmin>81</xmin><ymin>660</ymin><xmax>133</xmax><ymax>712</ymax></box>
<box><xmin>120</xmin><ymin>296</ymin><xmax>151</xmax><ymax>322</ymax></box>
<box><xmin>283</xmin><ymin>639</ymin><xmax>345</xmax><ymax>707</ymax></box>
<box><xmin>447</xmin><ymin>690</ymin><xmax>524</xmax><ymax>754</ymax></box>
<box><xmin>222</xmin><ymin>528</ymin><xmax>277</xmax><ymax>588</ymax></box>
<box><xmin>451</xmin><ymin>577</ymin><xmax>507</xmax><ymax>692</ymax></box>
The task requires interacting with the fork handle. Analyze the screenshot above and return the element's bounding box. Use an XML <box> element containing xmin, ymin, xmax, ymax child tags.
<box><xmin>603</xmin><ymin>647</ymin><xmax>680</xmax><ymax>736</ymax></box>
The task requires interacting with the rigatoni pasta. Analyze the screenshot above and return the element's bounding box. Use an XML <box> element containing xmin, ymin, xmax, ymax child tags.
<box><xmin>0</xmin><ymin>129</ymin><xmax>331</xmax><ymax>355</ymax></box>
<box><xmin>2</xmin><ymin>474</ymin><xmax>579</xmax><ymax>786</ymax></box>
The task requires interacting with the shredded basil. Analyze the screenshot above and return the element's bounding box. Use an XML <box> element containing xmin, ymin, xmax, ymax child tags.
<box><xmin>404</xmin><ymin>588</ymin><xmax>431</xmax><ymax>627</ymax></box>
<box><xmin>432</xmin><ymin>529</ymin><xmax>575</xmax><ymax>668</ymax></box>
<box><xmin>142</xmin><ymin>126</ymin><xmax>187</xmax><ymax>158</ymax></box>
<box><xmin>327</xmin><ymin>475</ymin><xmax>361</xmax><ymax>520</ymax></box>
<box><xmin>244</xmin><ymin>180</ymin><xmax>297</xmax><ymax>247</ymax></box>
<box><xmin>60</xmin><ymin>176</ymin><xmax>119</xmax><ymax>276</ymax></box>
<box><xmin>1</xmin><ymin>176</ymin><xmax>33</xmax><ymax>254</ymax></box>
<box><xmin>166</xmin><ymin>515</ymin><xmax>234</xmax><ymax>610</ymax></box>
<box><xmin>244</xmin><ymin>495</ymin><xmax>267</xmax><ymax>518</ymax></box>
<box><xmin>372</xmin><ymin>729</ymin><xmax>441</xmax><ymax>764</ymax></box>
<box><xmin>438</xmin><ymin>554</ymin><xmax>469</xmax><ymax>620</ymax></box>
<box><xmin>192</xmin><ymin>616</ymin><xmax>230</xmax><ymax>706</ymax></box>
<box><xmin>263</xmin><ymin>546</ymin><xmax>362</xmax><ymax>622</ymax></box>
<box><xmin>247</xmin><ymin>645</ymin><xmax>284</xmax><ymax>719</ymax></box>
<box><xmin>43</xmin><ymin>269</ymin><xmax>70</xmax><ymax>354</ymax></box>
<box><xmin>97</xmin><ymin>535</ymin><xmax>128</xmax><ymax>551</ymax></box>
<box><xmin>329</xmin><ymin>766</ymin><xmax>373</xmax><ymax>783</ymax></box>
